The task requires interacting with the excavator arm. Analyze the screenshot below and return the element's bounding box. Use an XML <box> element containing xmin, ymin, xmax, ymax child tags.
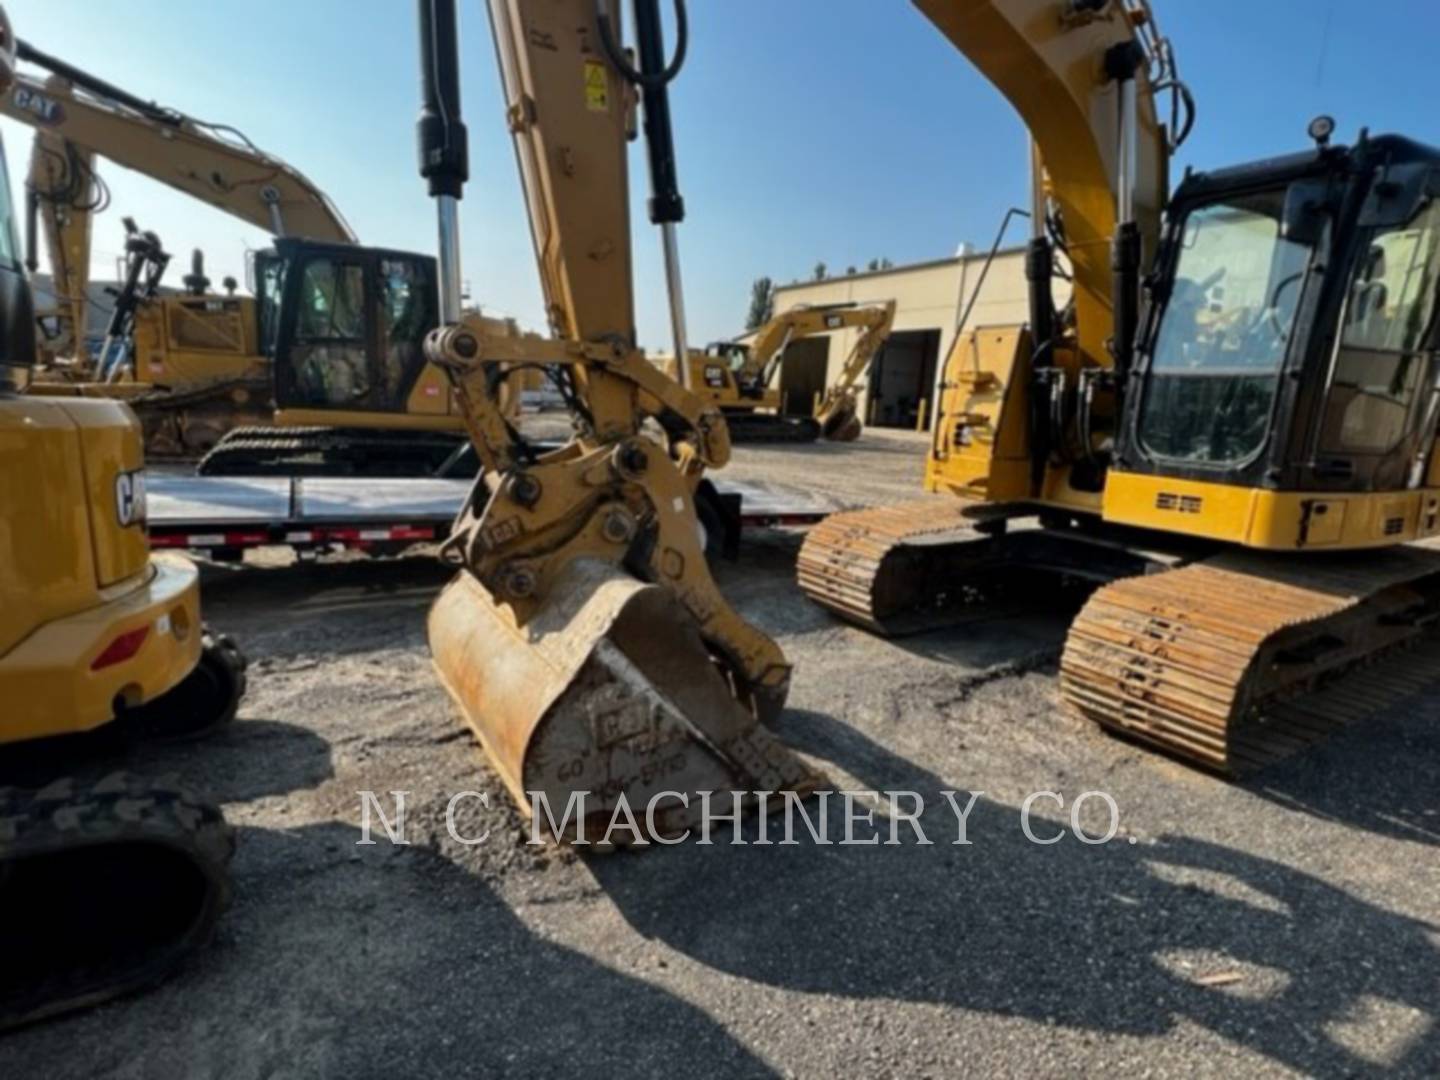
<box><xmin>22</xmin><ymin>125</ymin><xmax>92</xmax><ymax>361</ymax></box>
<box><xmin>5</xmin><ymin>43</ymin><xmax>355</xmax><ymax>242</ymax></box>
<box><xmin>420</xmin><ymin>0</ymin><xmax>820</xmax><ymax>841</ymax></box>
<box><xmin>737</xmin><ymin>301</ymin><xmax>898</xmax><ymax>440</ymax></box>
<box><xmin>812</xmin><ymin>301</ymin><xmax>898</xmax><ymax>439</ymax></box>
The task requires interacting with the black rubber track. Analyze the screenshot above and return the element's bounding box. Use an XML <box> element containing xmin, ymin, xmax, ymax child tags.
<box><xmin>0</xmin><ymin>772</ymin><xmax>234</xmax><ymax>1031</ymax></box>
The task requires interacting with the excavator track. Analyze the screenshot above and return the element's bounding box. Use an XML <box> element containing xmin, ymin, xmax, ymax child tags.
<box><xmin>197</xmin><ymin>426</ymin><xmax>469</xmax><ymax>477</ymax></box>
<box><xmin>0</xmin><ymin>773</ymin><xmax>234</xmax><ymax>1031</ymax></box>
<box><xmin>1060</xmin><ymin>548</ymin><xmax>1440</xmax><ymax>774</ymax></box>
<box><xmin>796</xmin><ymin>498</ymin><xmax>1141</xmax><ymax>635</ymax></box>
<box><xmin>722</xmin><ymin>411</ymin><xmax>822</xmax><ymax>445</ymax></box>
<box><xmin>796</xmin><ymin>499</ymin><xmax>983</xmax><ymax>633</ymax></box>
<box><xmin>802</xmin><ymin>503</ymin><xmax>1440</xmax><ymax>774</ymax></box>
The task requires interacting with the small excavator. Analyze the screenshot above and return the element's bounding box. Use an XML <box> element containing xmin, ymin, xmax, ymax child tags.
<box><xmin>0</xmin><ymin>6</ymin><xmax>246</xmax><ymax>1029</ymax></box>
<box><xmin>799</xmin><ymin>0</ymin><xmax>1440</xmax><ymax>775</ymax></box>
<box><xmin>663</xmin><ymin>300</ymin><xmax>897</xmax><ymax>443</ymax></box>
<box><xmin>383</xmin><ymin>0</ymin><xmax>822</xmax><ymax>840</ymax></box>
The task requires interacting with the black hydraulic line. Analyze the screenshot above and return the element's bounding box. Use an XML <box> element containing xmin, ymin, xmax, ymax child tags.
<box><xmin>596</xmin><ymin>0</ymin><xmax>688</xmax><ymax>225</ymax></box>
<box><xmin>17</xmin><ymin>39</ymin><xmax>182</xmax><ymax>126</ymax></box>
<box><xmin>595</xmin><ymin>0</ymin><xmax>687</xmax><ymax>89</ymax></box>
<box><xmin>1111</xmin><ymin>221</ymin><xmax>1142</xmax><ymax>388</ymax></box>
<box><xmin>1025</xmin><ymin>235</ymin><xmax>1055</xmax><ymax>363</ymax></box>
<box><xmin>415</xmin><ymin>0</ymin><xmax>468</xmax><ymax>200</ymax></box>
<box><xmin>1105</xmin><ymin>39</ymin><xmax>1145</xmax><ymax>392</ymax></box>
<box><xmin>23</xmin><ymin>188</ymin><xmax>37</xmax><ymax>273</ymax></box>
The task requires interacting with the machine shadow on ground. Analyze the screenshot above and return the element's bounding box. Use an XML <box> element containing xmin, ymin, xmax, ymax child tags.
<box><xmin>1241</xmin><ymin>700</ymin><xmax>1440</xmax><ymax>849</ymax></box>
<box><xmin>133</xmin><ymin>717</ymin><xmax>338</xmax><ymax>805</ymax></box>
<box><xmin>587</xmin><ymin>709</ymin><xmax>1440</xmax><ymax>1077</ymax></box>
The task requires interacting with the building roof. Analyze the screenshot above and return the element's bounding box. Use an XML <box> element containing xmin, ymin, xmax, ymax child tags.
<box><xmin>773</xmin><ymin>245</ymin><xmax>1028</xmax><ymax>294</ymax></box>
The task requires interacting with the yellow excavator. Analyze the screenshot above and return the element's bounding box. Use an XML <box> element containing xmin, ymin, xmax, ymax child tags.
<box><xmin>5</xmin><ymin>41</ymin><xmax>490</xmax><ymax>475</ymax></box>
<box><xmin>0</xmin><ymin>7</ymin><xmax>246</xmax><ymax>1028</ymax></box>
<box><xmin>663</xmin><ymin>300</ymin><xmax>897</xmax><ymax>442</ymax></box>
<box><xmin>799</xmin><ymin>0</ymin><xmax>1440</xmax><ymax>774</ymax></box>
<box><xmin>6</xmin><ymin>36</ymin><xmax>355</xmax><ymax>370</ymax></box>
<box><xmin>314</xmin><ymin>0</ymin><xmax>822</xmax><ymax>841</ymax></box>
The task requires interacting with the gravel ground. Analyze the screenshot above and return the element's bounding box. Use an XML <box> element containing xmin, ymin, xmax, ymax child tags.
<box><xmin>4</xmin><ymin>428</ymin><xmax>1438</xmax><ymax>1078</ymax></box>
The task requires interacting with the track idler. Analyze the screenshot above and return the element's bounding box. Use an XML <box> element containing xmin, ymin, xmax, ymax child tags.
<box><xmin>430</xmin><ymin>558</ymin><xmax>823</xmax><ymax>845</ymax></box>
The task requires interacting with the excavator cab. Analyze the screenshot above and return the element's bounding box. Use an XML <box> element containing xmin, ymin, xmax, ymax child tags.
<box><xmin>266</xmin><ymin>239</ymin><xmax>441</xmax><ymax>416</ymax></box>
<box><xmin>1108</xmin><ymin>134</ymin><xmax>1440</xmax><ymax>550</ymax></box>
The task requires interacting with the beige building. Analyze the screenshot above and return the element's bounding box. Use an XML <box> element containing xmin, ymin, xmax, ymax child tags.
<box><xmin>764</xmin><ymin>246</ymin><xmax>1056</xmax><ymax>432</ymax></box>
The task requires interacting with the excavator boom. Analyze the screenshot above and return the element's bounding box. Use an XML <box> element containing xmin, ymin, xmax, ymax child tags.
<box><xmin>6</xmin><ymin>43</ymin><xmax>355</xmax><ymax>243</ymax></box>
<box><xmin>672</xmin><ymin>301</ymin><xmax>897</xmax><ymax>443</ymax></box>
<box><xmin>912</xmin><ymin>0</ymin><xmax>1171</xmax><ymax>370</ymax></box>
<box><xmin>5</xmin><ymin>40</ymin><xmax>354</xmax><ymax>367</ymax></box>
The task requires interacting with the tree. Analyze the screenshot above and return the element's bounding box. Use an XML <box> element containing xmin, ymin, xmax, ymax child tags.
<box><xmin>846</xmin><ymin>266</ymin><xmax>857</xmax><ymax>276</ymax></box>
<box><xmin>813</xmin><ymin>261</ymin><xmax>828</xmax><ymax>282</ymax></box>
<box><xmin>866</xmin><ymin>257</ymin><xmax>895</xmax><ymax>272</ymax></box>
<box><xmin>745</xmin><ymin>276</ymin><xmax>774</xmax><ymax>330</ymax></box>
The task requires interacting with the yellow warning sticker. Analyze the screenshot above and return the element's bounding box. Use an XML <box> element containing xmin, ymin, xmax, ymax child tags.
<box><xmin>584</xmin><ymin>60</ymin><xmax>609</xmax><ymax>112</ymax></box>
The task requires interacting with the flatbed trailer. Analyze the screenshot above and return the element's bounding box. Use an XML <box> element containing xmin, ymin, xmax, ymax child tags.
<box><xmin>145</xmin><ymin>472</ymin><xmax>843</xmax><ymax>559</ymax></box>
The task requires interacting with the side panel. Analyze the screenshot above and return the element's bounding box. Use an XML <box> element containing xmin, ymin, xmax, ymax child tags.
<box><xmin>60</xmin><ymin>398</ymin><xmax>150</xmax><ymax>588</ymax></box>
<box><xmin>926</xmin><ymin>325</ymin><xmax>1034</xmax><ymax>500</ymax></box>
<box><xmin>1103</xmin><ymin>470</ymin><xmax>1440</xmax><ymax>549</ymax></box>
<box><xmin>0</xmin><ymin>397</ymin><xmax>97</xmax><ymax>655</ymax></box>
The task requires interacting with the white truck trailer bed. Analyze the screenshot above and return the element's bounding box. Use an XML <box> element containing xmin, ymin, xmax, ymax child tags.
<box><xmin>146</xmin><ymin>473</ymin><xmax>843</xmax><ymax>555</ymax></box>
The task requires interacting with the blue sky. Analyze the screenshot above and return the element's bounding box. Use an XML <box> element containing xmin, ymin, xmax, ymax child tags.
<box><xmin>5</xmin><ymin>0</ymin><xmax>1437</xmax><ymax>348</ymax></box>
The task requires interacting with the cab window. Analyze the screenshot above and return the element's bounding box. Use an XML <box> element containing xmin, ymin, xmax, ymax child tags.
<box><xmin>1318</xmin><ymin>197</ymin><xmax>1440</xmax><ymax>456</ymax></box>
<box><xmin>376</xmin><ymin>258</ymin><xmax>435</xmax><ymax>410</ymax></box>
<box><xmin>1139</xmin><ymin>187</ymin><xmax>1324</xmax><ymax>466</ymax></box>
<box><xmin>292</xmin><ymin>258</ymin><xmax>370</xmax><ymax>407</ymax></box>
<box><xmin>0</xmin><ymin>159</ymin><xmax>16</xmax><ymax>264</ymax></box>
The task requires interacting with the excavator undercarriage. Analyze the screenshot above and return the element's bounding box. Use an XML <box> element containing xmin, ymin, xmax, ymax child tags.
<box><xmin>800</xmin><ymin>500</ymin><xmax>1440</xmax><ymax>774</ymax></box>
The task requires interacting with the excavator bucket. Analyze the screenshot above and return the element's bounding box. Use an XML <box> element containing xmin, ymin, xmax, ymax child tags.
<box><xmin>429</xmin><ymin>559</ymin><xmax>823</xmax><ymax>845</ymax></box>
<box><xmin>818</xmin><ymin>396</ymin><xmax>862</xmax><ymax>442</ymax></box>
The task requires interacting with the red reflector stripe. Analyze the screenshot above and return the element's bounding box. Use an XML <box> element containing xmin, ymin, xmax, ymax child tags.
<box><xmin>148</xmin><ymin>524</ymin><xmax>437</xmax><ymax>550</ymax></box>
<box><xmin>91</xmin><ymin>625</ymin><xmax>150</xmax><ymax>670</ymax></box>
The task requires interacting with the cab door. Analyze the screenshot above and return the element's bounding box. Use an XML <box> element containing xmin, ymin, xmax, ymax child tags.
<box><xmin>271</xmin><ymin>242</ymin><xmax>441</xmax><ymax>422</ymax></box>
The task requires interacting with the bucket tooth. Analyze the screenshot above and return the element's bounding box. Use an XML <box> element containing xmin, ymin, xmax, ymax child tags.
<box><xmin>429</xmin><ymin>558</ymin><xmax>823</xmax><ymax>844</ymax></box>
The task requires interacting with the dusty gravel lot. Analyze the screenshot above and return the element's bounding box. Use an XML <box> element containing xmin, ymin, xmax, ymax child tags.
<box><xmin>5</xmin><ymin>428</ymin><xmax>1438</xmax><ymax>1078</ymax></box>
